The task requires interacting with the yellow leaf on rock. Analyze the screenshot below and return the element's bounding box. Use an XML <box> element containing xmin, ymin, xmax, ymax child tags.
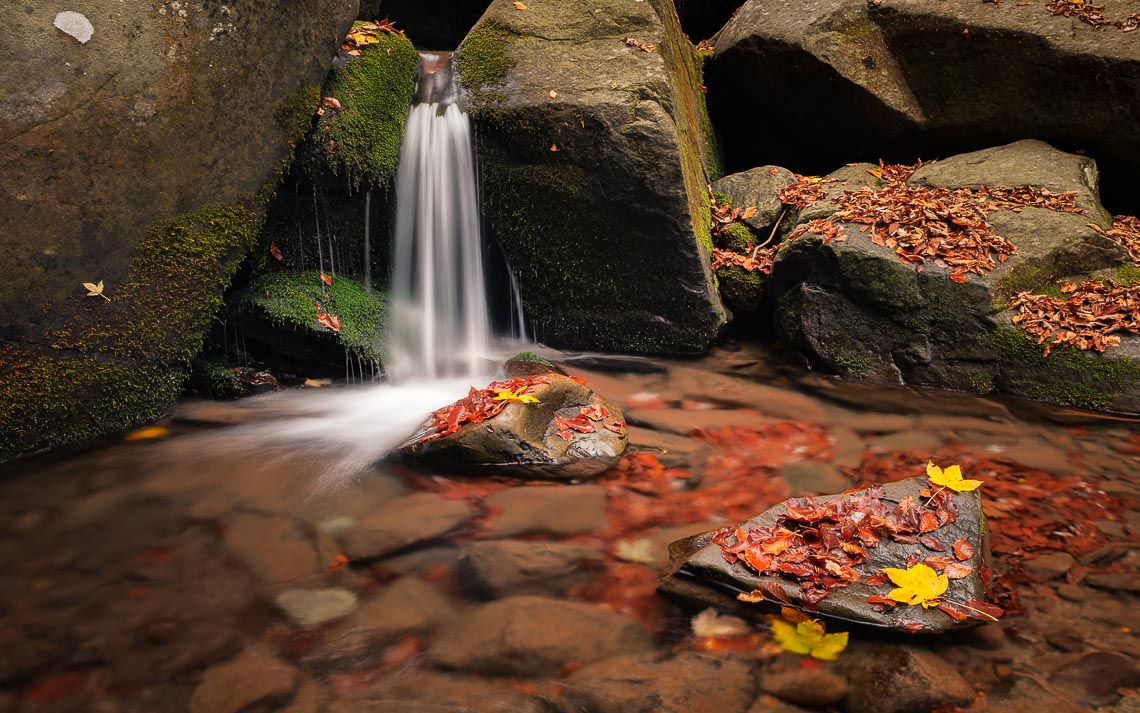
<box><xmin>492</xmin><ymin>387</ymin><xmax>540</xmax><ymax>404</ymax></box>
<box><xmin>513</xmin><ymin>1</ymin><xmax>527</xmax><ymax>8</ymax></box>
<box><xmin>926</xmin><ymin>461</ymin><xmax>984</xmax><ymax>492</ymax></box>
<box><xmin>124</xmin><ymin>426</ymin><xmax>170</xmax><ymax>442</ymax></box>
<box><xmin>770</xmin><ymin>616</ymin><xmax>848</xmax><ymax>661</ymax></box>
<box><xmin>882</xmin><ymin>562</ymin><xmax>948</xmax><ymax>608</ymax></box>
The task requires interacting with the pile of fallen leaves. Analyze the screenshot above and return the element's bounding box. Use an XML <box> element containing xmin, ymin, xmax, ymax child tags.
<box><xmin>711</xmin><ymin>475</ymin><xmax>964</xmax><ymax>607</ymax></box>
<box><xmin>555</xmin><ymin>403</ymin><xmax>626</xmax><ymax>442</ymax></box>
<box><xmin>710</xmin><ymin>186</ymin><xmax>758</xmax><ymax>239</ymax></box>
<box><xmin>777</xmin><ymin>174</ymin><xmax>831</xmax><ymax>209</ymax></box>
<box><xmin>1046</xmin><ymin>0</ymin><xmax>1140</xmax><ymax>30</ymax></box>
<box><xmin>835</xmin><ymin>183</ymin><xmax>1016</xmax><ymax>281</ymax></box>
<box><xmin>418</xmin><ymin>376</ymin><xmax>550</xmax><ymax>442</ymax></box>
<box><xmin>1010</xmin><ymin>279</ymin><xmax>1140</xmax><ymax>355</ymax></box>
<box><xmin>342</xmin><ymin>18</ymin><xmax>405</xmax><ymax>54</ymax></box>
<box><xmin>1092</xmin><ymin>215</ymin><xmax>1140</xmax><ymax>262</ymax></box>
<box><xmin>982</xmin><ymin>185</ymin><xmax>1086</xmax><ymax>214</ymax></box>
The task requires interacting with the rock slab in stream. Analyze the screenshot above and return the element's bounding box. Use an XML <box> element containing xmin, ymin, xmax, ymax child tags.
<box><xmin>457</xmin><ymin>0</ymin><xmax>727</xmax><ymax>354</ymax></box>
<box><xmin>661</xmin><ymin>476</ymin><xmax>992</xmax><ymax>634</ymax></box>
<box><xmin>399</xmin><ymin>374</ymin><xmax>628</xmax><ymax>480</ymax></box>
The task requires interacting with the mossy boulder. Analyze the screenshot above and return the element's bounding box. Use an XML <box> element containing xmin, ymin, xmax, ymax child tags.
<box><xmin>457</xmin><ymin>0</ymin><xmax>727</xmax><ymax>354</ymax></box>
<box><xmin>398</xmin><ymin>374</ymin><xmax>627</xmax><ymax>480</ymax></box>
<box><xmin>707</xmin><ymin>0</ymin><xmax>1140</xmax><ymax>208</ymax></box>
<box><xmin>0</xmin><ymin>2</ymin><xmax>357</xmax><ymax>459</ymax></box>
<box><xmin>713</xmin><ymin>166</ymin><xmax>796</xmax><ymax>235</ymax></box>
<box><xmin>239</xmin><ymin>271</ymin><xmax>387</xmax><ymax>369</ymax></box>
<box><xmin>767</xmin><ymin>140</ymin><xmax>1140</xmax><ymax>413</ymax></box>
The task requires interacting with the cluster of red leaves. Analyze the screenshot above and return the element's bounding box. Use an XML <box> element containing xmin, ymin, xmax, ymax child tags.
<box><xmin>834</xmin><ymin>184</ymin><xmax>1016</xmax><ymax>281</ymax></box>
<box><xmin>848</xmin><ymin>447</ymin><xmax>1135</xmax><ymax>614</ymax></box>
<box><xmin>777</xmin><ymin>174</ymin><xmax>831</xmax><ymax>209</ymax></box>
<box><xmin>1010</xmin><ymin>280</ymin><xmax>1140</xmax><ymax>355</ymax></box>
<box><xmin>555</xmin><ymin>403</ymin><xmax>626</xmax><ymax>441</ymax></box>
<box><xmin>786</xmin><ymin>218</ymin><xmax>848</xmax><ymax>245</ymax></box>
<box><xmin>981</xmin><ymin>185</ymin><xmax>1086</xmax><ymax>214</ymax></box>
<box><xmin>866</xmin><ymin>159</ymin><xmax>924</xmax><ymax>185</ymax></box>
<box><xmin>710</xmin><ymin>186</ymin><xmax>759</xmax><ymax>239</ymax></box>
<box><xmin>712</xmin><ymin>484</ymin><xmax>961</xmax><ymax>606</ymax></box>
<box><xmin>710</xmin><ymin>247</ymin><xmax>770</xmax><ymax>275</ymax></box>
<box><xmin>1046</xmin><ymin>0</ymin><xmax>1140</xmax><ymax>30</ymax></box>
<box><xmin>419</xmin><ymin>376</ymin><xmax>551</xmax><ymax>442</ymax></box>
<box><xmin>1092</xmin><ymin>215</ymin><xmax>1140</xmax><ymax>262</ymax></box>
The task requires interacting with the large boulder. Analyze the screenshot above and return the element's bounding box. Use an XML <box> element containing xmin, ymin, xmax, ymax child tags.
<box><xmin>456</xmin><ymin>0</ymin><xmax>727</xmax><ymax>354</ymax></box>
<box><xmin>0</xmin><ymin>1</ymin><xmax>359</xmax><ymax>459</ymax></box>
<box><xmin>767</xmin><ymin>141</ymin><xmax>1140</xmax><ymax>413</ymax></box>
<box><xmin>398</xmin><ymin>373</ymin><xmax>628</xmax><ymax>479</ymax></box>
<box><xmin>707</xmin><ymin>0</ymin><xmax>1140</xmax><ymax>208</ymax></box>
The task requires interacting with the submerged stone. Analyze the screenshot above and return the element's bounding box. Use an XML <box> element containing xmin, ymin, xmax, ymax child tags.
<box><xmin>398</xmin><ymin>373</ymin><xmax>627</xmax><ymax>480</ymax></box>
<box><xmin>660</xmin><ymin>476</ymin><xmax>993</xmax><ymax>634</ymax></box>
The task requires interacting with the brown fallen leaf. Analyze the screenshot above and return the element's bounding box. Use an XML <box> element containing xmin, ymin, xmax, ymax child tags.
<box><xmin>321</xmin><ymin>96</ymin><xmax>343</xmax><ymax>111</ymax></box>
<box><xmin>320</xmin><ymin>271</ymin><xmax>333</xmax><ymax>286</ymax></box>
<box><xmin>548</xmin><ymin>89</ymin><xmax>558</xmax><ymax>99</ymax></box>
<box><xmin>513</xmin><ymin>1</ymin><xmax>527</xmax><ymax>8</ymax></box>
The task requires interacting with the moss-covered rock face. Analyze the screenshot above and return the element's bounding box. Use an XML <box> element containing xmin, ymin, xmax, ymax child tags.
<box><xmin>239</xmin><ymin>271</ymin><xmax>388</xmax><ymax>368</ymax></box>
<box><xmin>308</xmin><ymin>27</ymin><xmax>418</xmax><ymax>190</ymax></box>
<box><xmin>0</xmin><ymin>1</ymin><xmax>356</xmax><ymax>460</ymax></box>
<box><xmin>457</xmin><ymin>0</ymin><xmax>726</xmax><ymax>354</ymax></box>
<box><xmin>768</xmin><ymin>141</ymin><xmax>1140</xmax><ymax>413</ymax></box>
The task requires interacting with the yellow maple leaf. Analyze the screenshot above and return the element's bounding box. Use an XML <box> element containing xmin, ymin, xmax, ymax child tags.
<box><xmin>883</xmin><ymin>562</ymin><xmax>948</xmax><ymax>608</ymax></box>
<box><xmin>926</xmin><ymin>461</ymin><xmax>983</xmax><ymax>492</ymax></box>
<box><xmin>347</xmin><ymin>32</ymin><xmax>379</xmax><ymax>46</ymax></box>
<box><xmin>492</xmin><ymin>386</ymin><xmax>540</xmax><ymax>404</ymax></box>
<box><xmin>770</xmin><ymin>616</ymin><xmax>848</xmax><ymax>661</ymax></box>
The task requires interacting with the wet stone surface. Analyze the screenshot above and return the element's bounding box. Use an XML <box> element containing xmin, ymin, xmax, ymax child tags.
<box><xmin>0</xmin><ymin>343</ymin><xmax>1135</xmax><ymax>713</ymax></box>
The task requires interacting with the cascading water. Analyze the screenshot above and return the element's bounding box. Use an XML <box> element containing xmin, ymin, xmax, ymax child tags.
<box><xmin>388</xmin><ymin>52</ymin><xmax>503</xmax><ymax>381</ymax></box>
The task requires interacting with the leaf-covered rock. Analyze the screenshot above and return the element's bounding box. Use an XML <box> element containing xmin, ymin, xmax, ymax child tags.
<box><xmin>398</xmin><ymin>374</ymin><xmax>628</xmax><ymax>480</ymax></box>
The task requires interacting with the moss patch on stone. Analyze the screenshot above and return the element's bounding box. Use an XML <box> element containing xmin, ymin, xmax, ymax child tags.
<box><xmin>313</xmin><ymin>28</ymin><xmax>417</xmax><ymax>190</ymax></box>
<box><xmin>718</xmin><ymin>223</ymin><xmax>755</xmax><ymax>253</ymax></box>
<box><xmin>456</xmin><ymin>20</ymin><xmax>517</xmax><ymax>96</ymax></box>
<box><xmin>188</xmin><ymin>359</ymin><xmax>246</xmax><ymax>399</ymax></box>
<box><xmin>1</xmin><ymin>203</ymin><xmax>262</xmax><ymax>459</ymax></box>
<box><xmin>242</xmin><ymin>271</ymin><xmax>387</xmax><ymax>361</ymax></box>
<box><xmin>717</xmin><ymin>264</ymin><xmax>764</xmax><ymax>313</ymax></box>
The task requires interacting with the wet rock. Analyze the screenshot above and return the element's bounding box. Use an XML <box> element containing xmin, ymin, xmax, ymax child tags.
<box><xmin>1087</xmin><ymin>572</ymin><xmax>1140</xmax><ymax>594</ymax></box>
<box><xmin>761</xmin><ymin>668</ymin><xmax>848</xmax><ymax>707</ymax></box>
<box><xmin>457</xmin><ymin>540</ymin><xmax>604</xmax><ymax>599</ymax></box>
<box><xmin>767</xmin><ymin>140</ymin><xmax>1140</xmax><ymax>413</ymax></box>
<box><xmin>221</xmin><ymin>514</ymin><xmax>324</xmax><ymax>586</ymax></box>
<box><xmin>713</xmin><ymin>166</ymin><xmax>797</xmax><ymax>235</ymax></box>
<box><xmin>329</xmin><ymin>672</ymin><xmax>546</xmax><ymax>713</ymax></box>
<box><xmin>562</xmin><ymin>651</ymin><xmax>758</xmax><ymax>713</ymax></box>
<box><xmin>662</xmin><ymin>476</ymin><xmax>990</xmax><ymax>633</ymax></box>
<box><xmin>977</xmin><ymin>676</ymin><xmax>1085</xmax><ymax>713</ymax></box>
<box><xmin>615</xmin><ymin>522</ymin><xmax>721</xmax><ymax>568</ymax></box>
<box><xmin>1023</xmin><ymin>552</ymin><xmax>1074</xmax><ymax>581</ymax></box>
<box><xmin>484</xmin><ymin>485</ymin><xmax>607</xmax><ymax>538</ymax></box>
<box><xmin>339</xmin><ymin>491</ymin><xmax>471</xmax><ymax>560</ymax></box>
<box><xmin>189</xmin><ymin>646</ymin><xmax>299</xmax><ymax>713</ymax></box>
<box><xmin>274</xmin><ymin>588</ymin><xmax>359</xmax><ymax>629</ymax></box>
<box><xmin>399</xmin><ymin>375</ymin><xmax>627</xmax><ymax>480</ymax></box>
<box><xmin>953</xmin><ymin>623</ymin><xmax>1007</xmax><ymax>651</ymax></box>
<box><xmin>428</xmin><ymin>596</ymin><xmax>654</xmax><ymax>677</ymax></box>
<box><xmin>779</xmin><ymin>461</ymin><xmax>848</xmax><ymax>496</ymax></box>
<box><xmin>838</xmin><ymin>643</ymin><xmax>976</xmax><ymax>713</ymax></box>
<box><xmin>1049</xmin><ymin>651</ymin><xmax>1140</xmax><ymax>705</ymax></box>
<box><xmin>458</xmin><ymin>0</ymin><xmax>726</xmax><ymax>354</ymax></box>
<box><xmin>747</xmin><ymin>696</ymin><xmax>813</xmax><ymax>713</ymax></box>
<box><xmin>504</xmin><ymin>352</ymin><xmax>567</xmax><ymax>378</ymax></box>
<box><xmin>305</xmin><ymin>577</ymin><xmax>453</xmax><ymax>674</ymax></box>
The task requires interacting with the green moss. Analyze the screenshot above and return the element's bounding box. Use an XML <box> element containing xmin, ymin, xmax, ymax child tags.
<box><xmin>718</xmin><ymin>223</ymin><xmax>755</xmax><ymax>253</ymax></box>
<box><xmin>833</xmin><ymin>350</ymin><xmax>877</xmax><ymax>378</ymax></box>
<box><xmin>274</xmin><ymin>84</ymin><xmax>321</xmax><ymax>148</ymax></box>
<box><xmin>985</xmin><ymin>327</ymin><xmax>1140</xmax><ymax>411</ymax></box>
<box><xmin>314</xmin><ymin>28</ymin><xmax>417</xmax><ymax>191</ymax></box>
<box><xmin>0</xmin><ymin>202</ymin><xmax>263</xmax><ymax>459</ymax></box>
<box><xmin>968</xmin><ymin>372</ymin><xmax>995</xmax><ymax>395</ymax></box>
<box><xmin>189</xmin><ymin>359</ymin><xmax>245</xmax><ymax>399</ymax></box>
<box><xmin>456</xmin><ymin>21</ymin><xmax>517</xmax><ymax>94</ymax></box>
<box><xmin>1114</xmin><ymin>265</ymin><xmax>1140</xmax><ymax>286</ymax></box>
<box><xmin>243</xmin><ymin>271</ymin><xmax>387</xmax><ymax>361</ymax></box>
<box><xmin>717</xmin><ymin>264</ymin><xmax>764</xmax><ymax>312</ymax></box>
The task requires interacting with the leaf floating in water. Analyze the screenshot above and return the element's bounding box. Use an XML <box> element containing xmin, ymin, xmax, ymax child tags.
<box><xmin>769</xmin><ymin>614</ymin><xmax>848</xmax><ymax>661</ymax></box>
<box><xmin>303</xmin><ymin>378</ymin><xmax>331</xmax><ymax>388</ymax></box>
<box><xmin>82</xmin><ymin>280</ymin><xmax>110</xmax><ymax>302</ymax></box>
<box><xmin>124</xmin><ymin>426</ymin><xmax>170</xmax><ymax>442</ymax></box>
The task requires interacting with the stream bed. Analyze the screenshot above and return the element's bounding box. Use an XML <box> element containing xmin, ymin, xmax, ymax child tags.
<box><xmin>0</xmin><ymin>343</ymin><xmax>1137</xmax><ymax>713</ymax></box>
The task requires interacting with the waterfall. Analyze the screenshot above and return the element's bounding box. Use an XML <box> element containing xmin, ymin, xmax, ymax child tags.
<box><xmin>388</xmin><ymin>51</ymin><xmax>514</xmax><ymax>381</ymax></box>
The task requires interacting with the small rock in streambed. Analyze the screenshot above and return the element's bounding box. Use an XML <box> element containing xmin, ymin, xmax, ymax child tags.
<box><xmin>761</xmin><ymin>668</ymin><xmax>849</xmax><ymax>707</ymax></box>
<box><xmin>274</xmin><ymin>588</ymin><xmax>358</xmax><ymax>629</ymax></box>
<box><xmin>397</xmin><ymin>373</ymin><xmax>627</xmax><ymax>480</ymax></box>
<box><xmin>837</xmin><ymin>643</ymin><xmax>976</xmax><ymax>713</ymax></box>
<box><xmin>456</xmin><ymin>539</ymin><xmax>603</xmax><ymax>600</ymax></box>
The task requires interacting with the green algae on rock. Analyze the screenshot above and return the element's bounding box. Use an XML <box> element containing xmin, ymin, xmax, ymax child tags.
<box><xmin>456</xmin><ymin>0</ymin><xmax>726</xmax><ymax>354</ymax></box>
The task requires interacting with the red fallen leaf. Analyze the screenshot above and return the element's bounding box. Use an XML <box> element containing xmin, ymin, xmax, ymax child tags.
<box><xmin>317</xmin><ymin>312</ymin><xmax>341</xmax><ymax>333</ymax></box>
<box><xmin>901</xmin><ymin>620</ymin><xmax>927</xmax><ymax>634</ymax></box>
<box><xmin>952</xmin><ymin>538</ymin><xmax>974</xmax><ymax>560</ymax></box>
<box><xmin>777</xmin><ymin>561</ymin><xmax>816</xmax><ymax>578</ymax></box>
<box><xmin>321</xmin><ymin>96</ymin><xmax>343</xmax><ymax>111</ymax></box>
<box><xmin>923</xmin><ymin>556</ymin><xmax>954</xmax><ymax>571</ymax></box>
<box><xmin>905</xmin><ymin>552</ymin><xmax>922</xmax><ymax>567</ymax></box>
<box><xmin>919</xmin><ymin>536</ymin><xmax>946</xmax><ymax>552</ymax></box>
<box><xmin>949</xmin><ymin>271</ymin><xmax>968</xmax><ymax>284</ymax></box>
<box><xmin>864</xmin><ymin>572</ymin><xmax>889</xmax><ymax>587</ymax></box>
<box><xmin>580</xmin><ymin>404</ymin><xmax>610</xmax><ymax>421</ymax></box>
<box><xmin>604</xmin><ymin>420</ymin><xmax>627</xmax><ymax>434</ymax></box>
<box><xmin>320</xmin><ymin>271</ymin><xmax>333</xmax><ymax>286</ymax></box>
<box><xmin>22</xmin><ymin>670</ymin><xmax>88</xmax><ymax>703</ymax></box>
<box><xmin>327</xmin><ymin>553</ymin><xmax>349</xmax><ymax>572</ymax></box>
<box><xmin>740</xmin><ymin>550</ymin><xmax>774</xmax><ymax>572</ymax></box>
<box><xmin>555</xmin><ymin>415</ymin><xmax>596</xmax><ymax>434</ymax></box>
<box><xmin>768</xmin><ymin>166</ymin><xmax>779</xmax><ymax>176</ymax></box>
<box><xmin>944</xmin><ymin>561</ymin><xmax>975</xmax><ymax>579</ymax></box>
<box><xmin>269</xmin><ymin>241</ymin><xmax>284</xmax><ymax>261</ymax></box>
<box><xmin>756</xmin><ymin>580</ymin><xmax>795</xmax><ymax>606</ymax></box>
<box><xmin>557</xmin><ymin>429</ymin><xmax>575</xmax><ymax>441</ymax></box>
<box><xmin>865</xmin><ymin>593</ymin><xmax>898</xmax><ymax>607</ymax></box>
<box><xmin>569</xmin><ymin>376</ymin><xmax>588</xmax><ymax>385</ymax></box>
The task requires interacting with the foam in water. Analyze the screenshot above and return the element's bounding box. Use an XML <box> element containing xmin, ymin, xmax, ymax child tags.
<box><xmin>388</xmin><ymin>52</ymin><xmax>496</xmax><ymax>380</ymax></box>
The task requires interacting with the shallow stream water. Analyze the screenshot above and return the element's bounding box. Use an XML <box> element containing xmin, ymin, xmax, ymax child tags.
<box><xmin>0</xmin><ymin>343</ymin><xmax>1136</xmax><ymax>712</ymax></box>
